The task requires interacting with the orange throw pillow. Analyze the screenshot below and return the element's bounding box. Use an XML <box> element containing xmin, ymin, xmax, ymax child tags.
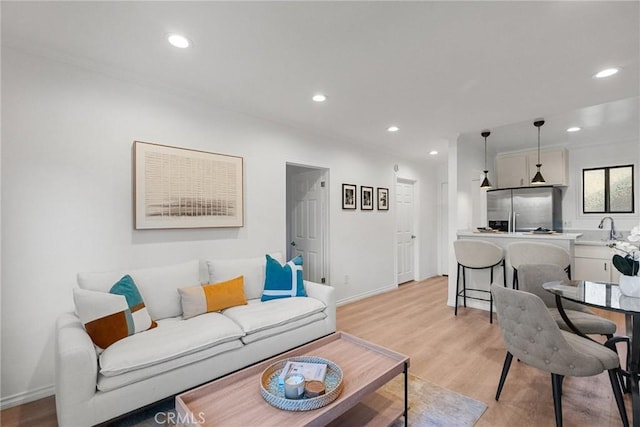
<box><xmin>179</xmin><ymin>276</ymin><xmax>247</xmax><ymax>319</ymax></box>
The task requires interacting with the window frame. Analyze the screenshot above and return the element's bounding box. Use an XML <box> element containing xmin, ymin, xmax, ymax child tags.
<box><xmin>582</xmin><ymin>164</ymin><xmax>635</xmax><ymax>214</ymax></box>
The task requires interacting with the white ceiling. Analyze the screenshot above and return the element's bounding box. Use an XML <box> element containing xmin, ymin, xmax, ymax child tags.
<box><xmin>2</xmin><ymin>1</ymin><xmax>638</xmax><ymax>162</ymax></box>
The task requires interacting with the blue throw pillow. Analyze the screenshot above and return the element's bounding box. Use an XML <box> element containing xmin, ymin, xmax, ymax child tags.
<box><xmin>261</xmin><ymin>254</ymin><xmax>307</xmax><ymax>301</ymax></box>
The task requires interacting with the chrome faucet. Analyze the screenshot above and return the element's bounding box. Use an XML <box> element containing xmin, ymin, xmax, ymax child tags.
<box><xmin>598</xmin><ymin>216</ymin><xmax>622</xmax><ymax>240</ymax></box>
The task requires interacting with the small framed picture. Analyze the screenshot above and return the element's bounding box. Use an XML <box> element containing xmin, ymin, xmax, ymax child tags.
<box><xmin>377</xmin><ymin>187</ymin><xmax>389</xmax><ymax>210</ymax></box>
<box><xmin>342</xmin><ymin>184</ymin><xmax>356</xmax><ymax>209</ymax></box>
<box><xmin>361</xmin><ymin>186</ymin><xmax>374</xmax><ymax>210</ymax></box>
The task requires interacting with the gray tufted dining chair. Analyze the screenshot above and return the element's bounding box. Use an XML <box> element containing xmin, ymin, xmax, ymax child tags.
<box><xmin>518</xmin><ymin>264</ymin><xmax>616</xmax><ymax>337</ymax></box>
<box><xmin>491</xmin><ymin>284</ymin><xmax>628</xmax><ymax>427</ymax></box>
<box><xmin>508</xmin><ymin>242</ymin><xmax>571</xmax><ymax>290</ymax></box>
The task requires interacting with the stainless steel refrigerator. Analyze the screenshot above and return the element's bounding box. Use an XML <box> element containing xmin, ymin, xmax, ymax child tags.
<box><xmin>487</xmin><ymin>186</ymin><xmax>563</xmax><ymax>232</ymax></box>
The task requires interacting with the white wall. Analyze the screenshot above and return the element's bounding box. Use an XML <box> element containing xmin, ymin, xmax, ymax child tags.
<box><xmin>0</xmin><ymin>49</ymin><xmax>440</xmax><ymax>406</ymax></box>
<box><xmin>447</xmin><ymin>136</ymin><xmax>486</xmax><ymax>306</ymax></box>
<box><xmin>563</xmin><ymin>139</ymin><xmax>640</xmax><ymax>232</ymax></box>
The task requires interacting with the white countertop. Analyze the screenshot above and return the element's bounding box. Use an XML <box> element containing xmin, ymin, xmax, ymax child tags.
<box><xmin>457</xmin><ymin>231</ymin><xmax>583</xmax><ymax>241</ymax></box>
<box><xmin>574</xmin><ymin>239</ymin><xmax>613</xmax><ymax>246</ymax></box>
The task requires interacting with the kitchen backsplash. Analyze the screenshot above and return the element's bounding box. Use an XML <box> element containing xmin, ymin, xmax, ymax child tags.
<box><xmin>570</xmin><ymin>229</ymin><xmax>631</xmax><ymax>242</ymax></box>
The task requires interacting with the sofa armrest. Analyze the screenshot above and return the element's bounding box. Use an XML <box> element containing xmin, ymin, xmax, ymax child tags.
<box><xmin>304</xmin><ymin>281</ymin><xmax>336</xmax><ymax>332</ymax></box>
<box><xmin>55</xmin><ymin>312</ymin><xmax>98</xmax><ymax>425</ymax></box>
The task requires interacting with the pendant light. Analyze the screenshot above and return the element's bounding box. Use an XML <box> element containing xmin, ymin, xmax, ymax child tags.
<box><xmin>531</xmin><ymin>120</ymin><xmax>546</xmax><ymax>184</ymax></box>
<box><xmin>480</xmin><ymin>130</ymin><xmax>492</xmax><ymax>189</ymax></box>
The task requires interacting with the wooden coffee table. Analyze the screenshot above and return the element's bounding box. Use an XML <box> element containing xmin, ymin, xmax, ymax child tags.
<box><xmin>175</xmin><ymin>331</ymin><xmax>410</xmax><ymax>426</ymax></box>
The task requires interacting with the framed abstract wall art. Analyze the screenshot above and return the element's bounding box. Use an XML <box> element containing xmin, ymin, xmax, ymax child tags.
<box><xmin>377</xmin><ymin>187</ymin><xmax>389</xmax><ymax>210</ymax></box>
<box><xmin>342</xmin><ymin>183</ymin><xmax>356</xmax><ymax>209</ymax></box>
<box><xmin>361</xmin><ymin>186</ymin><xmax>374</xmax><ymax>210</ymax></box>
<box><xmin>134</xmin><ymin>141</ymin><xmax>244</xmax><ymax>229</ymax></box>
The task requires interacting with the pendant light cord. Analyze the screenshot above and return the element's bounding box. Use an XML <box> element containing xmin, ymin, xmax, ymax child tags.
<box><xmin>484</xmin><ymin>135</ymin><xmax>488</xmax><ymax>170</ymax></box>
<box><xmin>537</xmin><ymin>126</ymin><xmax>541</xmax><ymax>164</ymax></box>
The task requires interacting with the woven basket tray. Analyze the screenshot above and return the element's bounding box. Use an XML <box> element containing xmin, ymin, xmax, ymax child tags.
<box><xmin>260</xmin><ymin>356</ymin><xmax>343</xmax><ymax>411</ymax></box>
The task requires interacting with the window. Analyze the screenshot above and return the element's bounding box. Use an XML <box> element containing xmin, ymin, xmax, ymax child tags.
<box><xmin>583</xmin><ymin>165</ymin><xmax>634</xmax><ymax>214</ymax></box>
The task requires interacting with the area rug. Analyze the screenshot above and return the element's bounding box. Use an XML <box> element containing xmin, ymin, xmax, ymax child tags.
<box><xmin>385</xmin><ymin>374</ymin><xmax>487</xmax><ymax>427</ymax></box>
<box><xmin>110</xmin><ymin>374</ymin><xmax>486</xmax><ymax>426</ymax></box>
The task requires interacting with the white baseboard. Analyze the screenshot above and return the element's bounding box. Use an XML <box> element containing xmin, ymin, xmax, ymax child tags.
<box><xmin>0</xmin><ymin>384</ymin><xmax>55</xmax><ymax>410</ymax></box>
<box><xmin>336</xmin><ymin>284</ymin><xmax>398</xmax><ymax>306</ymax></box>
<box><xmin>336</xmin><ymin>275</ymin><xmax>445</xmax><ymax>307</ymax></box>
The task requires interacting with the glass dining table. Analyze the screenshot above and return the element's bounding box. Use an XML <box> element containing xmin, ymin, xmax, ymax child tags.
<box><xmin>544</xmin><ymin>279</ymin><xmax>638</xmax><ymax>426</ymax></box>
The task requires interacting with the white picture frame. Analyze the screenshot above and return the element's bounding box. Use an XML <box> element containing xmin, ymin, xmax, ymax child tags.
<box><xmin>134</xmin><ymin>141</ymin><xmax>244</xmax><ymax>229</ymax></box>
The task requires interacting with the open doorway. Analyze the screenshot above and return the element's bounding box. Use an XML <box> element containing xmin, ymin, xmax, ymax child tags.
<box><xmin>286</xmin><ymin>164</ymin><xmax>330</xmax><ymax>284</ymax></box>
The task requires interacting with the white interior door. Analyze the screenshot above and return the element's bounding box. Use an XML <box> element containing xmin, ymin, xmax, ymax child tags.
<box><xmin>288</xmin><ymin>167</ymin><xmax>327</xmax><ymax>283</ymax></box>
<box><xmin>396</xmin><ymin>180</ymin><xmax>415</xmax><ymax>284</ymax></box>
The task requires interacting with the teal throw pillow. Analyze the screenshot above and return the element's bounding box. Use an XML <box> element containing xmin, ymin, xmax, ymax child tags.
<box><xmin>261</xmin><ymin>254</ymin><xmax>307</xmax><ymax>301</ymax></box>
<box><xmin>109</xmin><ymin>275</ymin><xmax>157</xmax><ymax>334</ymax></box>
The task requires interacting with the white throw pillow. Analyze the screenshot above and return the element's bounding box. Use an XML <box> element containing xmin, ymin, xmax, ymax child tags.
<box><xmin>77</xmin><ymin>260</ymin><xmax>200</xmax><ymax>321</ymax></box>
<box><xmin>206</xmin><ymin>253</ymin><xmax>283</xmax><ymax>301</ymax></box>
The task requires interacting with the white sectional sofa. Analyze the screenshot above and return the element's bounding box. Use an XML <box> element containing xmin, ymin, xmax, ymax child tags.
<box><xmin>55</xmin><ymin>254</ymin><xmax>336</xmax><ymax>426</ymax></box>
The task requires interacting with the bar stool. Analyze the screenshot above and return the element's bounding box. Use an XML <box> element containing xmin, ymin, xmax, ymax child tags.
<box><xmin>453</xmin><ymin>239</ymin><xmax>507</xmax><ymax>323</ymax></box>
<box><xmin>507</xmin><ymin>242</ymin><xmax>571</xmax><ymax>290</ymax></box>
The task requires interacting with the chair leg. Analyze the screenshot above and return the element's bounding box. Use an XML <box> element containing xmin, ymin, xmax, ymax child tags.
<box><xmin>512</xmin><ymin>268</ymin><xmax>518</xmax><ymax>290</ymax></box>
<box><xmin>495</xmin><ymin>352</ymin><xmax>513</xmax><ymax>401</ymax></box>
<box><xmin>489</xmin><ymin>266</ymin><xmax>494</xmax><ymax>324</ymax></box>
<box><xmin>489</xmin><ymin>288</ymin><xmax>493</xmax><ymax>324</ymax></box>
<box><xmin>455</xmin><ymin>263</ymin><xmax>460</xmax><ymax>316</ymax></box>
<box><xmin>462</xmin><ymin>266</ymin><xmax>467</xmax><ymax>307</ymax></box>
<box><xmin>608</xmin><ymin>369</ymin><xmax>630</xmax><ymax>427</ymax></box>
<box><xmin>551</xmin><ymin>373</ymin><xmax>564</xmax><ymax>427</ymax></box>
<box><xmin>502</xmin><ymin>260</ymin><xmax>507</xmax><ymax>288</ymax></box>
<box><xmin>605</xmin><ymin>335</ymin><xmax>631</xmax><ymax>393</ymax></box>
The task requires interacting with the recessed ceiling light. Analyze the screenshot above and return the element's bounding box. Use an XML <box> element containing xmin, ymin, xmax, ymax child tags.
<box><xmin>387</xmin><ymin>126</ymin><xmax>399</xmax><ymax>132</ymax></box>
<box><xmin>312</xmin><ymin>94</ymin><xmax>327</xmax><ymax>102</ymax></box>
<box><xmin>567</xmin><ymin>127</ymin><xmax>581</xmax><ymax>132</ymax></box>
<box><xmin>594</xmin><ymin>68</ymin><xmax>619</xmax><ymax>78</ymax></box>
<box><xmin>429</xmin><ymin>150</ymin><xmax>438</xmax><ymax>155</ymax></box>
<box><xmin>168</xmin><ymin>34</ymin><xmax>190</xmax><ymax>49</ymax></box>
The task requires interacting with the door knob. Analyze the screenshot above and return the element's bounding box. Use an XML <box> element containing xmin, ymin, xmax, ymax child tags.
<box><xmin>411</xmin><ymin>235</ymin><xmax>416</xmax><ymax>239</ymax></box>
<box><xmin>290</xmin><ymin>241</ymin><xmax>296</xmax><ymax>246</ymax></box>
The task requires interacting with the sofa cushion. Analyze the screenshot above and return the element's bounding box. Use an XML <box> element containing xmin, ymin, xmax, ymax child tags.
<box><xmin>178</xmin><ymin>276</ymin><xmax>247</xmax><ymax>319</ymax></box>
<box><xmin>261</xmin><ymin>255</ymin><xmax>306</xmax><ymax>301</ymax></box>
<box><xmin>73</xmin><ymin>276</ymin><xmax>156</xmax><ymax>350</ymax></box>
<box><xmin>99</xmin><ymin>311</ymin><xmax>245</xmax><ymax>377</ymax></box>
<box><xmin>206</xmin><ymin>253</ymin><xmax>283</xmax><ymax>301</ymax></box>
<box><xmin>239</xmin><ymin>312</ymin><xmax>327</xmax><ymax>344</ymax></box>
<box><xmin>97</xmin><ymin>337</ymin><xmax>243</xmax><ymax>392</ymax></box>
<box><xmin>222</xmin><ymin>297</ymin><xmax>325</xmax><ymax>335</ymax></box>
<box><xmin>78</xmin><ymin>260</ymin><xmax>201</xmax><ymax>321</ymax></box>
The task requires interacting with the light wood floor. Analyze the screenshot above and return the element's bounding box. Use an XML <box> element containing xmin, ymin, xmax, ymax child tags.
<box><xmin>1</xmin><ymin>276</ymin><xmax>630</xmax><ymax>426</ymax></box>
<box><xmin>338</xmin><ymin>276</ymin><xmax>629</xmax><ymax>427</ymax></box>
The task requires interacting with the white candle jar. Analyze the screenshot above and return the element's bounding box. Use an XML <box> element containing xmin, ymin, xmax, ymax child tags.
<box><xmin>284</xmin><ymin>373</ymin><xmax>305</xmax><ymax>399</ymax></box>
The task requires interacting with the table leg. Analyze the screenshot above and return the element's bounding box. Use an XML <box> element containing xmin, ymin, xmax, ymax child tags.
<box><xmin>403</xmin><ymin>361</ymin><xmax>408</xmax><ymax>427</ymax></box>
<box><xmin>630</xmin><ymin>315</ymin><xmax>640</xmax><ymax>427</ymax></box>
<box><xmin>630</xmin><ymin>374</ymin><xmax>640</xmax><ymax>427</ymax></box>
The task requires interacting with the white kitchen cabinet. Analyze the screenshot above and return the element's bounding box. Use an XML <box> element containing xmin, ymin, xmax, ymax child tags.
<box><xmin>574</xmin><ymin>245</ymin><xmax>621</xmax><ymax>283</ymax></box>
<box><xmin>496</xmin><ymin>148</ymin><xmax>568</xmax><ymax>188</ymax></box>
<box><xmin>527</xmin><ymin>148</ymin><xmax>568</xmax><ymax>186</ymax></box>
<box><xmin>496</xmin><ymin>154</ymin><xmax>528</xmax><ymax>188</ymax></box>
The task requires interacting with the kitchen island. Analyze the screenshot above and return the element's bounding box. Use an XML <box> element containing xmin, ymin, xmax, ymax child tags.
<box><xmin>457</xmin><ymin>230</ymin><xmax>582</xmax><ymax>256</ymax></box>
<box><xmin>453</xmin><ymin>231</ymin><xmax>582</xmax><ymax>315</ymax></box>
